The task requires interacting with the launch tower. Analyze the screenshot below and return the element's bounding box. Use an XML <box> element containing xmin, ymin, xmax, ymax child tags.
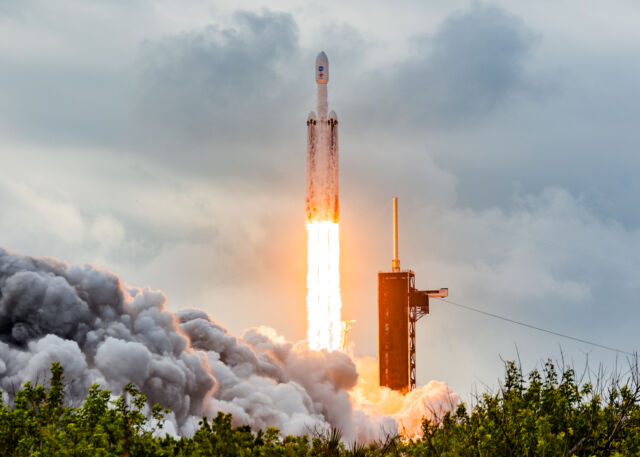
<box><xmin>378</xmin><ymin>198</ymin><xmax>448</xmax><ymax>392</ymax></box>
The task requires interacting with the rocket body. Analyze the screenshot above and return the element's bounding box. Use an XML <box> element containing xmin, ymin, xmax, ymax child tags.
<box><xmin>306</xmin><ymin>51</ymin><xmax>339</xmax><ymax>223</ymax></box>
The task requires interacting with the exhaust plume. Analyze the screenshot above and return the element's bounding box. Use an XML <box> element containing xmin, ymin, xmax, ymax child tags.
<box><xmin>0</xmin><ymin>248</ymin><xmax>456</xmax><ymax>440</ymax></box>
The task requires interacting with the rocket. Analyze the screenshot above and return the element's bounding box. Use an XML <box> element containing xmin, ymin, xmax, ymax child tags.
<box><xmin>306</xmin><ymin>51</ymin><xmax>339</xmax><ymax>223</ymax></box>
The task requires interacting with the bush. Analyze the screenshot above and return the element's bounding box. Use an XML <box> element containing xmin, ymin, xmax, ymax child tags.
<box><xmin>1</xmin><ymin>359</ymin><xmax>640</xmax><ymax>456</ymax></box>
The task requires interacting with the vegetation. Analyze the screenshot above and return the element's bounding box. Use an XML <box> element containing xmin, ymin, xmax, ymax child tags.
<box><xmin>2</xmin><ymin>359</ymin><xmax>640</xmax><ymax>456</ymax></box>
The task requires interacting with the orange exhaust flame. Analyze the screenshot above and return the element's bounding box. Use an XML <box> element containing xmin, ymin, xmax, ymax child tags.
<box><xmin>350</xmin><ymin>357</ymin><xmax>460</xmax><ymax>437</ymax></box>
<box><xmin>306</xmin><ymin>221</ymin><xmax>342</xmax><ymax>351</ymax></box>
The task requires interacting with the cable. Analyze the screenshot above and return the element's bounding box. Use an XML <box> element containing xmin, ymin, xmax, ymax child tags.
<box><xmin>432</xmin><ymin>297</ymin><xmax>635</xmax><ymax>357</ymax></box>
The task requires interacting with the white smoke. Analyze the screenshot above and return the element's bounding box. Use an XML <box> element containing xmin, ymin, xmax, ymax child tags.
<box><xmin>0</xmin><ymin>248</ymin><xmax>456</xmax><ymax>441</ymax></box>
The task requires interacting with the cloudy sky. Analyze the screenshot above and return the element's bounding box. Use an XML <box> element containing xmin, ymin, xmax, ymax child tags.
<box><xmin>1</xmin><ymin>0</ymin><xmax>640</xmax><ymax>399</ymax></box>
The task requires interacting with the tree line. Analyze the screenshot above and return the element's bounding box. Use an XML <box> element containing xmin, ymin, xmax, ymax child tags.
<box><xmin>1</xmin><ymin>358</ymin><xmax>640</xmax><ymax>456</ymax></box>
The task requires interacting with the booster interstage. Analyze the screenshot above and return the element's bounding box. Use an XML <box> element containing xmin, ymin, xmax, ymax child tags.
<box><xmin>306</xmin><ymin>52</ymin><xmax>342</xmax><ymax>351</ymax></box>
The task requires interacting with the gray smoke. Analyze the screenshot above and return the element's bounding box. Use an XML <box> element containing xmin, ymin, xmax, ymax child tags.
<box><xmin>0</xmin><ymin>248</ymin><xmax>395</xmax><ymax>440</ymax></box>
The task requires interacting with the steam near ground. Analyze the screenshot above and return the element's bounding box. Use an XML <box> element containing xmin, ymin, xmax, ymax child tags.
<box><xmin>0</xmin><ymin>248</ymin><xmax>457</xmax><ymax>441</ymax></box>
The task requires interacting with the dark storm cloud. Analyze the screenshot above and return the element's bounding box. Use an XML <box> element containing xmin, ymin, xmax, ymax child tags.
<box><xmin>343</xmin><ymin>4</ymin><xmax>533</xmax><ymax>130</ymax></box>
<box><xmin>139</xmin><ymin>10</ymin><xmax>297</xmax><ymax>131</ymax></box>
<box><xmin>403</xmin><ymin>4</ymin><xmax>533</xmax><ymax>122</ymax></box>
<box><xmin>0</xmin><ymin>4</ymin><xmax>533</xmax><ymax>177</ymax></box>
<box><xmin>135</xmin><ymin>10</ymin><xmax>305</xmax><ymax>172</ymax></box>
<box><xmin>0</xmin><ymin>7</ymin><xmax>307</xmax><ymax>180</ymax></box>
<box><xmin>138</xmin><ymin>3</ymin><xmax>533</xmax><ymax>148</ymax></box>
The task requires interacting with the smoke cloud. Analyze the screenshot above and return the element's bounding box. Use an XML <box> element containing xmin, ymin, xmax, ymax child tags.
<box><xmin>0</xmin><ymin>248</ymin><xmax>456</xmax><ymax>441</ymax></box>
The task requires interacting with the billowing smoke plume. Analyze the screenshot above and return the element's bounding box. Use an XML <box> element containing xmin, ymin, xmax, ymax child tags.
<box><xmin>0</xmin><ymin>248</ymin><xmax>456</xmax><ymax>440</ymax></box>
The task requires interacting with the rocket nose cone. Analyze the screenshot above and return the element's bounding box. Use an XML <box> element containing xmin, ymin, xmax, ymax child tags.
<box><xmin>315</xmin><ymin>51</ymin><xmax>329</xmax><ymax>84</ymax></box>
<box><xmin>316</xmin><ymin>51</ymin><xmax>328</xmax><ymax>64</ymax></box>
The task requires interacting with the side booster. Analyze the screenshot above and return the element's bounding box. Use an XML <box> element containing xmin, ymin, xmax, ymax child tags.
<box><xmin>306</xmin><ymin>51</ymin><xmax>339</xmax><ymax>223</ymax></box>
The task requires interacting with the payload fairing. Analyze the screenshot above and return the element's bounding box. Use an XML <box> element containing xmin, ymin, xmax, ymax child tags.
<box><xmin>306</xmin><ymin>51</ymin><xmax>339</xmax><ymax>223</ymax></box>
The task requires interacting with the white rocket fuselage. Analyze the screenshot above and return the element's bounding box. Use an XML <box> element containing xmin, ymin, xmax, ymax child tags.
<box><xmin>306</xmin><ymin>51</ymin><xmax>339</xmax><ymax>223</ymax></box>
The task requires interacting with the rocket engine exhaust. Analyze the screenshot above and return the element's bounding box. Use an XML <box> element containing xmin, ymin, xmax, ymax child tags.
<box><xmin>306</xmin><ymin>52</ymin><xmax>342</xmax><ymax>351</ymax></box>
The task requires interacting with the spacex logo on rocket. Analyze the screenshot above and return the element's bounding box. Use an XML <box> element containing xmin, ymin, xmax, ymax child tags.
<box><xmin>306</xmin><ymin>52</ymin><xmax>343</xmax><ymax>352</ymax></box>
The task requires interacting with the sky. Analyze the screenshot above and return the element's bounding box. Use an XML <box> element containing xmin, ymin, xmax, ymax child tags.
<box><xmin>1</xmin><ymin>0</ymin><xmax>640</xmax><ymax>400</ymax></box>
